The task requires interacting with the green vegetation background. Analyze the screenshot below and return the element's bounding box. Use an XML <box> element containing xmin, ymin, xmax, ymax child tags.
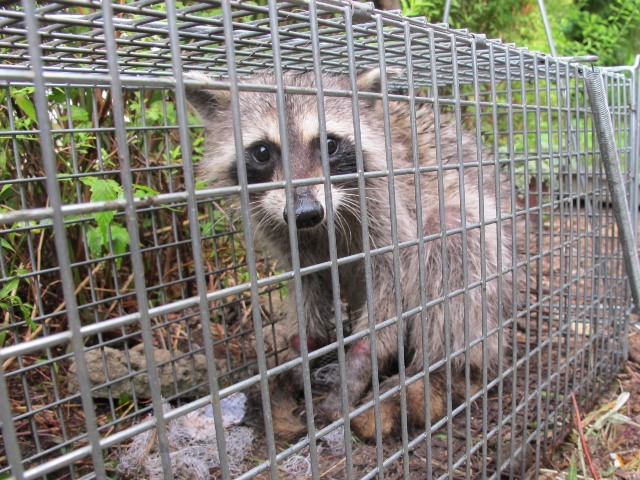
<box><xmin>401</xmin><ymin>0</ymin><xmax>639</xmax><ymax>67</ymax></box>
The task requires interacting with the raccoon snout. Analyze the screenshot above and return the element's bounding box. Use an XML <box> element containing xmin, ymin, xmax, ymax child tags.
<box><xmin>283</xmin><ymin>187</ymin><xmax>325</xmax><ymax>229</ymax></box>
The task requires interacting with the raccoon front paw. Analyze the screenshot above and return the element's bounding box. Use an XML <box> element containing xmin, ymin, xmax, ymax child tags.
<box><xmin>269</xmin><ymin>383</ymin><xmax>307</xmax><ymax>442</ymax></box>
<box><xmin>317</xmin><ymin>391</ymin><xmax>345</xmax><ymax>422</ymax></box>
<box><xmin>351</xmin><ymin>401</ymin><xmax>397</xmax><ymax>441</ymax></box>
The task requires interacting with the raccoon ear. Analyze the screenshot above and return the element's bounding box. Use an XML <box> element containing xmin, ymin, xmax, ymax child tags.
<box><xmin>356</xmin><ymin>68</ymin><xmax>406</xmax><ymax>99</ymax></box>
<box><xmin>183</xmin><ymin>73</ymin><xmax>230</xmax><ymax>121</ymax></box>
<box><xmin>357</xmin><ymin>68</ymin><xmax>407</xmax><ymax>107</ymax></box>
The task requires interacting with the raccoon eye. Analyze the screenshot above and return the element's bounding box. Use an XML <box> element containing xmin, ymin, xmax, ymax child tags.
<box><xmin>327</xmin><ymin>137</ymin><xmax>339</xmax><ymax>155</ymax></box>
<box><xmin>251</xmin><ymin>144</ymin><xmax>271</xmax><ymax>163</ymax></box>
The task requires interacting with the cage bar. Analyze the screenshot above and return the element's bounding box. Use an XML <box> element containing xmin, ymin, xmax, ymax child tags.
<box><xmin>0</xmin><ymin>2</ymin><xmax>637</xmax><ymax>479</ymax></box>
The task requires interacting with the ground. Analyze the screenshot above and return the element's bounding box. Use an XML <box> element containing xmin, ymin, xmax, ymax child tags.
<box><xmin>544</xmin><ymin>324</ymin><xmax>640</xmax><ymax>480</ymax></box>
<box><xmin>3</xmin><ymin>208</ymin><xmax>640</xmax><ymax>479</ymax></box>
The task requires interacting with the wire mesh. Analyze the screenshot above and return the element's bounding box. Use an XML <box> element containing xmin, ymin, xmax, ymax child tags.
<box><xmin>0</xmin><ymin>1</ymin><xmax>637</xmax><ymax>479</ymax></box>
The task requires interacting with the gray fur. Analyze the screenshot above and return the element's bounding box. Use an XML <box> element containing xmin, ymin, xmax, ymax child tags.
<box><xmin>186</xmin><ymin>70</ymin><xmax>514</xmax><ymax>438</ymax></box>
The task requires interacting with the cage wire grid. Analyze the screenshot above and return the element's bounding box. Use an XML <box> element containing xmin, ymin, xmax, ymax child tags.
<box><xmin>0</xmin><ymin>1</ymin><xmax>637</xmax><ymax>479</ymax></box>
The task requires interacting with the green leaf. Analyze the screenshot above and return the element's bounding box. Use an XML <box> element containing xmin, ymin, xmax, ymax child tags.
<box><xmin>0</xmin><ymin>293</ymin><xmax>33</xmax><ymax>325</ymax></box>
<box><xmin>49</xmin><ymin>87</ymin><xmax>67</xmax><ymax>103</ymax></box>
<box><xmin>0</xmin><ymin>183</ymin><xmax>11</xmax><ymax>198</ymax></box>
<box><xmin>80</xmin><ymin>177</ymin><xmax>123</xmax><ymax>202</ymax></box>
<box><xmin>119</xmin><ymin>392</ymin><xmax>132</xmax><ymax>404</ymax></box>
<box><xmin>14</xmin><ymin>95</ymin><xmax>37</xmax><ymax>123</ymax></box>
<box><xmin>68</xmin><ymin>105</ymin><xmax>89</xmax><ymax>123</ymax></box>
<box><xmin>20</xmin><ymin>302</ymin><xmax>34</xmax><ymax>325</ymax></box>
<box><xmin>110</xmin><ymin>224</ymin><xmax>130</xmax><ymax>255</ymax></box>
<box><xmin>200</xmin><ymin>222</ymin><xmax>213</xmax><ymax>236</ymax></box>
<box><xmin>0</xmin><ymin>276</ymin><xmax>19</xmax><ymax>299</ymax></box>
<box><xmin>110</xmin><ymin>223</ymin><xmax>130</xmax><ymax>268</ymax></box>
<box><xmin>29</xmin><ymin>218</ymin><xmax>53</xmax><ymax>235</ymax></box>
<box><xmin>1</xmin><ymin>237</ymin><xmax>15</xmax><ymax>253</ymax></box>
<box><xmin>80</xmin><ymin>176</ymin><xmax>97</xmax><ymax>188</ymax></box>
<box><xmin>81</xmin><ymin>177</ymin><xmax>124</xmax><ymax>243</ymax></box>
<box><xmin>34</xmin><ymin>359</ymin><xmax>57</xmax><ymax>373</ymax></box>
<box><xmin>95</xmin><ymin>210</ymin><xmax>116</xmax><ymax>242</ymax></box>
<box><xmin>133</xmin><ymin>184</ymin><xmax>160</xmax><ymax>197</ymax></box>
<box><xmin>92</xmin><ymin>180</ymin><xmax>122</xmax><ymax>202</ymax></box>
<box><xmin>567</xmin><ymin>456</ymin><xmax>578</xmax><ymax>480</ymax></box>
<box><xmin>37</xmin><ymin>218</ymin><xmax>53</xmax><ymax>228</ymax></box>
<box><xmin>87</xmin><ymin>226</ymin><xmax>104</xmax><ymax>258</ymax></box>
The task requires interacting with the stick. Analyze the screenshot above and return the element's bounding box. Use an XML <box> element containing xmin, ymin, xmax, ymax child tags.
<box><xmin>570</xmin><ymin>391</ymin><xmax>599</xmax><ymax>480</ymax></box>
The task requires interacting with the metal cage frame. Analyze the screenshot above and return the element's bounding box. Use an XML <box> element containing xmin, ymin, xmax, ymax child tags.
<box><xmin>0</xmin><ymin>1</ymin><xmax>639</xmax><ymax>479</ymax></box>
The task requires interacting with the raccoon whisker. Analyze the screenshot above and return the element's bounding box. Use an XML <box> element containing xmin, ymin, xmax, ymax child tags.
<box><xmin>338</xmin><ymin>189</ymin><xmax>386</xmax><ymax>200</ymax></box>
<box><xmin>323</xmin><ymin>212</ymin><xmax>340</xmax><ymax>235</ymax></box>
<box><xmin>340</xmin><ymin>186</ymin><xmax>389</xmax><ymax>197</ymax></box>
<box><xmin>339</xmin><ymin>185</ymin><xmax>387</xmax><ymax>191</ymax></box>
<box><xmin>321</xmin><ymin>219</ymin><xmax>347</xmax><ymax>247</ymax></box>
<box><xmin>320</xmin><ymin>217</ymin><xmax>340</xmax><ymax>238</ymax></box>
<box><xmin>336</xmin><ymin>201</ymin><xmax>382</xmax><ymax>249</ymax></box>
<box><xmin>340</xmin><ymin>197</ymin><xmax>383</xmax><ymax>228</ymax></box>
<box><xmin>202</xmin><ymin>204</ymin><xmax>241</xmax><ymax>236</ymax></box>
<box><xmin>340</xmin><ymin>191</ymin><xmax>389</xmax><ymax>210</ymax></box>
<box><xmin>342</xmin><ymin>198</ymin><xmax>387</xmax><ymax>223</ymax></box>
<box><xmin>332</xmin><ymin>209</ymin><xmax>353</xmax><ymax>244</ymax></box>
<box><xmin>364</xmin><ymin>219</ymin><xmax>385</xmax><ymax>241</ymax></box>
<box><xmin>250</xmin><ymin>216</ymin><xmax>267</xmax><ymax>240</ymax></box>
<box><xmin>365</xmin><ymin>198</ymin><xmax>390</xmax><ymax>209</ymax></box>
<box><xmin>336</xmin><ymin>199</ymin><xmax>361</xmax><ymax>223</ymax></box>
<box><xmin>251</xmin><ymin>213</ymin><xmax>269</xmax><ymax>236</ymax></box>
<box><xmin>249</xmin><ymin>205</ymin><xmax>278</xmax><ymax>239</ymax></box>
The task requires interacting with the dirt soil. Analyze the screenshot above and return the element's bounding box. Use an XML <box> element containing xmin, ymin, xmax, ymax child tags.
<box><xmin>541</xmin><ymin>325</ymin><xmax>640</xmax><ymax>480</ymax></box>
<box><xmin>240</xmin><ymin>207</ymin><xmax>640</xmax><ymax>480</ymax></box>
<box><xmin>239</xmin><ymin>323</ymin><xmax>640</xmax><ymax>480</ymax></box>
<box><xmin>4</xmin><ymin>207</ymin><xmax>639</xmax><ymax>480</ymax></box>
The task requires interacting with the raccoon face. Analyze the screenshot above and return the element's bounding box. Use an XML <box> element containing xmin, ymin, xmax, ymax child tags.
<box><xmin>185</xmin><ymin>70</ymin><xmax>386</xmax><ymax>230</ymax></box>
<box><xmin>243</xmin><ymin>134</ymin><xmax>358</xmax><ymax>229</ymax></box>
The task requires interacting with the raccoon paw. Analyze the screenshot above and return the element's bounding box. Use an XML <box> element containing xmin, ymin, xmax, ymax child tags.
<box><xmin>320</xmin><ymin>390</ymin><xmax>342</xmax><ymax>420</ymax></box>
<box><xmin>317</xmin><ymin>392</ymin><xmax>345</xmax><ymax>422</ymax></box>
<box><xmin>267</xmin><ymin>374</ymin><xmax>308</xmax><ymax>441</ymax></box>
<box><xmin>351</xmin><ymin>401</ymin><xmax>397</xmax><ymax>441</ymax></box>
<box><xmin>270</xmin><ymin>393</ymin><xmax>307</xmax><ymax>442</ymax></box>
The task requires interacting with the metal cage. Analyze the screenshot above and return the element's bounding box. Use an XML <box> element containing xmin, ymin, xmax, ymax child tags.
<box><xmin>0</xmin><ymin>1</ymin><xmax>638</xmax><ymax>479</ymax></box>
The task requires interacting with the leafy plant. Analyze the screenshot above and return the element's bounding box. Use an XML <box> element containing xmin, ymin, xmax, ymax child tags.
<box><xmin>552</xmin><ymin>0</ymin><xmax>640</xmax><ymax>66</ymax></box>
<box><xmin>0</xmin><ymin>267</ymin><xmax>34</xmax><ymax>348</ymax></box>
<box><xmin>80</xmin><ymin>177</ymin><xmax>130</xmax><ymax>268</ymax></box>
<box><xmin>400</xmin><ymin>0</ymin><xmax>640</xmax><ymax>66</ymax></box>
<box><xmin>79</xmin><ymin>177</ymin><xmax>162</xmax><ymax>268</ymax></box>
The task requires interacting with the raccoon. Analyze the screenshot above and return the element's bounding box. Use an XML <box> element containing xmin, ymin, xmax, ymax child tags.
<box><xmin>185</xmin><ymin>70</ymin><xmax>514</xmax><ymax>441</ymax></box>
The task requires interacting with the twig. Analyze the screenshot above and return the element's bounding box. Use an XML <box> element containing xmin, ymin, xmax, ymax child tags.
<box><xmin>104</xmin><ymin>272</ymin><xmax>134</xmax><ymax>319</ymax></box>
<box><xmin>570</xmin><ymin>391</ymin><xmax>599</xmax><ymax>480</ymax></box>
<box><xmin>2</xmin><ymin>262</ymin><xmax>103</xmax><ymax>371</ymax></box>
<box><xmin>320</xmin><ymin>456</ymin><xmax>346</xmax><ymax>478</ymax></box>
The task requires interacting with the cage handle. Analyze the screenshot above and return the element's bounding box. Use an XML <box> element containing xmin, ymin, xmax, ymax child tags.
<box><xmin>585</xmin><ymin>68</ymin><xmax>640</xmax><ymax>311</ymax></box>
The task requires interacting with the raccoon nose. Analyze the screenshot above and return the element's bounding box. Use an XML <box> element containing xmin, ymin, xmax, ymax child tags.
<box><xmin>283</xmin><ymin>190</ymin><xmax>325</xmax><ymax>229</ymax></box>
